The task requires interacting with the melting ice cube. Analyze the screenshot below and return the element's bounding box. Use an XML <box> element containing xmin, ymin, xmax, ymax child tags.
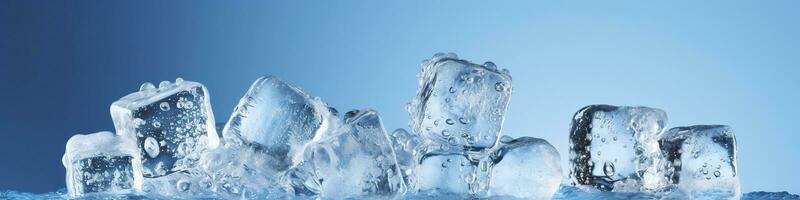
<box><xmin>413</xmin><ymin>147</ymin><xmax>494</xmax><ymax>197</ymax></box>
<box><xmin>389</xmin><ymin>128</ymin><xmax>422</xmax><ymax>189</ymax></box>
<box><xmin>282</xmin><ymin>109</ymin><xmax>404</xmax><ymax>198</ymax></box>
<box><xmin>407</xmin><ymin>53</ymin><xmax>513</xmax><ymax>151</ymax></box>
<box><xmin>568</xmin><ymin>105</ymin><xmax>670</xmax><ymax>191</ymax></box>
<box><xmin>661</xmin><ymin>125</ymin><xmax>740</xmax><ymax>198</ymax></box>
<box><xmin>222</xmin><ymin>76</ymin><xmax>334</xmax><ymax>171</ymax></box>
<box><xmin>111</xmin><ymin>78</ymin><xmax>219</xmax><ymax>177</ymax></box>
<box><xmin>62</xmin><ymin>131</ymin><xmax>143</xmax><ymax>197</ymax></box>
<box><xmin>489</xmin><ymin>136</ymin><xmax>562</xmax><ymax>199</ymax></box>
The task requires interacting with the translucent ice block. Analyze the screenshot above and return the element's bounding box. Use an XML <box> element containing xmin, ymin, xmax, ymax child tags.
<box><xmin>222</xmin><ymin>76</ymin><xmax>334</xmax><ymax>171</ymax></box>
<box><xmin>389</xmin><ymin>128</ymin><xmax>422</xmax><ymax>189</ymax></box>
<box><xmin>413</xmin><ymin>140</ymin><xmax>496</xmax><ymax>197</ymax></box>
<box><xmin>568</xmin><ymin>105</ymin><xmax>670</xmax><ymax>191</ymax></box>
<box><xmin>282</xmin><ymin>109</ymin><xmax>404</xmax><ymax>198</ymax></box>
<box><xmin>111</xmin><ymin>78</ymin><xmax>219</xmax><ymax>177</ymax></box>
<box><xmin>661</xmin><ymin>125</ymin><xmax>740</xmax><ymax>198</ymax></box>
<box><xmin>414</xmin><ymin>151</ymin><xmax>475</xmax><ymax>196</ymax></box>
<box><xmin>407</xmin><ymin>53</ymin><xmax>513</xmax><ymax>151</ymax></box>
<box><xmin>62</xmin><ymin>131</ymin><xmax>143</xmax><ymax>197</ymax></box>
<box><xmin>489</xmin><ymin>136</ymin><xmax>562</xmax><ymax>199</ymax></box>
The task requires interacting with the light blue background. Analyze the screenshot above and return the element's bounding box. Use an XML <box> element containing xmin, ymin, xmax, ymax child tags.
<box><xmin>1</xmin><ymin>0</ymin><xmax>797</xmax><ymax>194</ymax></box>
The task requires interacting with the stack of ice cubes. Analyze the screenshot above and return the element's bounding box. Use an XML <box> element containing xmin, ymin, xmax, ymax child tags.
<box><xmin>405</xmin><ymin>53</ymin><xmax>563</xmax><ymax>199</ymax></box>
<box><xmin>568</xmin><ymin>104</ymin><xmax>740</xmax><ymax>198</ymax></box>
<box><xmin>61</xmin><ymin>53</ymin><xmax>742</xmax><ymax>199</ymax></box>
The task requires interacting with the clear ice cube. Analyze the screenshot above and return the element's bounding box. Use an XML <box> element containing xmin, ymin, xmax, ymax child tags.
<box><xmin>568</xmin><ymin>105</ymin><xmax>670</xmax><ymax>191</ymax></box>
<box><xmin>661</xmin><ymin>125</ymin><xmax>740</xmax><ymax>198</ymax></box>
<box><xmin>282</xmin><ymin>109</ymin><xmax>404</xmax><ymax>198</ymax></box>
<box><xmin>489</xmin><ymin>136</ymin><xmax>562</xmax><ymax>199</ymax></box>
<box><xmin>62</xmin><ymin>131</ymin><xmax>143</xmax><ymax>197</ymax></box>
<box><xmin>111</xmin><ymin>78</ymin><xmax>219</xmax><ymax>177</ymax></box>
<box><xmin>407</xmin><ymin>53</ymin><xmax>513</xmax><ymax>151</ymax></box>
<box><xmin>389</xmin><ymin>128</ymin><xmax>422</xmax><ymax>189</ymax></box>
<box><xmin>222</xmin><ymin>76</ymin><xmax>334</xmax><ymax>171</ymax></box>
<box><xmin>414</xmin><ymin>150</ymin><xmax>476</xmax><ymax>196</ymax></box>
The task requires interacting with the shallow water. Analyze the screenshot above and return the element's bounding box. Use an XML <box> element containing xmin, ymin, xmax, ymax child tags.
<box><xmin>3</xmin><ymin>185</ymin><xmax>798</xmax><ymax>200</ymax></box>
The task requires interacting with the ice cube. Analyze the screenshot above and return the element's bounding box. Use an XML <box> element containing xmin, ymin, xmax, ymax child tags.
<box><xmin>389</xmin><ymin>128</ymin><xmax>422</xmax><ymax>189</ymax></box>
<box><xmin>661</xmin><ymin>125</ymin><xmax>740</xmax><ymax>198</ymax></box>
<box><xmin>62</xmin><ymin>131</ymin><xmax>143</xmax><ymax>197</ymax></box>
<box><xmin>489</xmin><ymin>136</ymin><xmax>562</xmax><ymax>199</ymax></box>
<box><xmin>568</xmin><ymin>105</ymin><xmax>670</xmax><ymax>191</ymax></box>
<box><xmin>282</xmin><ymin>109</ymin><xmax>404</xmax><ymax>198</ymax></box>
<box><xmin>111</xmin><ymin>78</ymin><xmax>219</xmax><ymax>177</ymax></box>
<box><xmin>407</xmin><ymin>53</ymin><xmax>513</xmax><ymax>151</ymax></box>
<box><xmin>414</xmin><ymin>150</ymin><xmax>476</xmax><ymax>196</ymax></box>
<box><xmin>222</xmin><ymin>76</ymin><xmax>334</xmax><ymax>171</ymax></box>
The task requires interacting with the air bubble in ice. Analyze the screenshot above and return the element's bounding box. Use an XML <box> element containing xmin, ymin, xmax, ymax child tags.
<box><xmin>143</xmin><ymin>137</ymin><xmax>160</xmax><ymax>159</ymax></box>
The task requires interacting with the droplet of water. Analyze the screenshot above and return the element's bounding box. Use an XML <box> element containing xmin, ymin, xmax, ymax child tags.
<box><xmin>159</xmin><ymin>102</ymin><xmax>171</xmax><ymax>111</ymax></box>
<box><xmin>133</xmin><ymin>118</ymin><xmax>146</xmax><ymax>127</ymax></box>
<box><xmin>183</xmin><ymin>101</ymin><xmax>194</xmax><ymax>109</ymax></box>
<box><xmin>494</xmin><ymin>82</ymin><xmax>507</xmax><ymax>92</ymax></box>
<box><xmin>176</xmin><ymin>180</ymin><xmax>190</xmax><ymax>191</ymax></box>
<box><xmin>441</xmin><ymin>130</ymin><xmax>451</xmax><ymax>137</ymax></box>
<box><xmin>500</xmin><ymin>135</ymin><xmax>514</xmax><ymax>143</ymax></box>
<box><xmin>158</xmin><ymin>81</ymin><xmax>170</xmax><ymax>89</ymax></box>
<box><xmin>139</xmin><ymin>82</ymin><xmax>156</xmax><ymax>91</ymax></box>
<box><xmin>446</xmin><ymin>119</ymin><xmax>455</xmax><ymax>125</ymax></box>
<box><xmin>449</xmin><ymin>87</ymin><xmax>457</xmax><ymax>93</ymax></box>
<box><xmin>459</xmin><ymin>117</ymin><xmax>470</xmax><ymax>124</ymax></box>
<box><xmin>152</xmin><ymin>121</ymin><xmax>161</xmax><ymax>128</ymax></box>
<box><xmin>714</xmin><ymin>171</ymin><xmax>721</xmax><ymax>177</ymax></box>
<box><xmin>447</xmin><ymin>137</ymin><xmax>457</xmax><ymax>145</ymax></box>
<box><xmin>603</xmin><ymin>162</ymin><xmax>615</xmax><ymax>177</ymax></box>
<box><xmin>175</xmin><ymin>77</ymin><xmax>184</xmax><ymax>84</ymax></box>
<box><xmin>483</xmin><ymin>61</ymin><xmax>496</xmax><ymax>70</ymax></box>
<box><xmin>144</xmin><ymin>137</ymin><xmax>160</xmax><ymax>158</ymax></box>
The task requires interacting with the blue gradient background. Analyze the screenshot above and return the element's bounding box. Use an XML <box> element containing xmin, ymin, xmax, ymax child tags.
<box><xmin>1</xmin><ymin>0</ymin><xmax>798</xmax><ymax>194</ymax></box>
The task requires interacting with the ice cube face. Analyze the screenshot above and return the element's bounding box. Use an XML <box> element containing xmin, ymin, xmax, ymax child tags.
<box><xmin>111</xmin><ymin>79</ymin><xmax>219</xmax><ymax>177</ymax></box>
<box><xmin>389</xmin><ymin>128</ymin><xmax>422</xmax><ymax>189</ymax></box>
<box><xmin>489</xmin><ymin>136</ymin><xmax>562</xmax><ymax>199</ymax></box>
<box><xmin>661</xmin><ymin>125</ymin><xmax>740</xmax><ymax>198</ymax></box>
<box><xmin>569</xmin><ymin>105</ymin><xmax>669</xmax><ymax>191</ymax></box>
<box><xmin>414</xmin><ymin>151</ymin><xmax>476</xmax><ymax>195</ymax></box>
<box><xmin>222</xmin><ymin>76</ymin><xmax>332</xmax><ymax>171</ymax></box>
<box><xmin>408</xmin><ymin>53</ymin><xmax>513</xmax><ymax>151</ymax></box>
<box><xmin>283</xmin><ymin>109</ymin><xmax>404</xmax><ymax>198</ymax></box>
<box><xmin>62</xmin><ymin>132</ymin><xmax>143</xmax><ymax>197</ymax></box>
